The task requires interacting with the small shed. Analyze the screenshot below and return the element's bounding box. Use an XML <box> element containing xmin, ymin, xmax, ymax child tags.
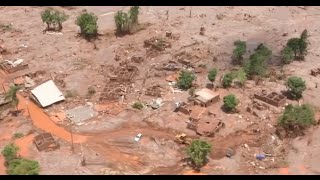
<box><xmin>33</xmin><ymin>133</ymin><xmax>59</xmax><ymax>151</ymax></box>
<box><xmin>194</xmin><ymin>88</ymin><xmax>220</xmax><ymax>107</ymax></box>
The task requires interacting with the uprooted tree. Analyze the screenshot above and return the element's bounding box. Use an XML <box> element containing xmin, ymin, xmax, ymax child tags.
<box><xmin>76</xmin><ymin>12</ymin><xmax>98</xmax><ymax>39</ymax></box>
<box><xmin>186</xmin><ymin>139</ymin><xmax>212</xmax><ymax>170</ymax></box>
<box><xmin>277</xmin><ymin>104</ymin><xmax>315</xmax><ymax>138</ymax></box>
<box><xmin>5</xmin><ymin>85</ymin><xmax>21</xmax><ymax>111</ymax></box>
<box><xmin>177</xmin><ymin>70</ymin><xmax>195</xmax><ymax>90</ymax></box>
<box><xmin>232</xmin><ymin>40</ymin><xmax>247</xmax><ymax>65</ymax></box>
<box><xmin>114</xmin><ymin>6</ymin><xmax>140</xmax><ymax>35</ymax></box>
<box><xmin>41</xmin><ymin>8</ymin><xmax>68</xmax><ymax>31</ymax></box>
<box><xmin>285</xmin><ymin>76</ymin><xmax>306</xmax><ymax>100</ymax></box>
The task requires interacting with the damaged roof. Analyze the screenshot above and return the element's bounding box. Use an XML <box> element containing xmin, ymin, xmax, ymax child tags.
<box><xmin>31</xmin><ymin>80</ymin><xmax>65</xmax><ymax>107</ymax></box>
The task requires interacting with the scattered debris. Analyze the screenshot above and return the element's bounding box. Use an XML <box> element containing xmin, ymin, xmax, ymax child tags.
<box><xmin>0</xmin><ymin>59</ymin><xmax>29</xmax><ymax>73</ymax></box>
<box><xmin>145</xmin><ymin>85</ymin><xmax>163</xmax><ymax>97</ymax></box>
<box><xmin>225</xmin><ymin>148</ymin><xmax>234</xmax><ymax>158</ymax></box>
<box><xmin>255</xmin><ymin>154</ymin><xmax>266</xmax><ymax>161</ymax></box>
<box><xmin>144</xmin><ymin>37</ymin><xmax>171</xmax><ymax>51</ymax></box>
<box><xmin>174</xmin><ymin>133</ymin><xmax>192</xmax><ymax>145</ymax></box>
<box><xmin>134</xmin><ymin>133</ymin><xmax>142</xmax><ymax>142</ymax></box>
<box><xmin>149</xmin><ymin>98</ymin><xmax>164</xmax><ymax>109</ymax></box>
<box><xmin>200</xmin><ymin>26</ymin><xmax>205</xmax><ymax>36</ymax></box>
<box><xmin>310</xmin><ymin>68</ymin><xmax>320</xmax><ymax>77</ymax></box>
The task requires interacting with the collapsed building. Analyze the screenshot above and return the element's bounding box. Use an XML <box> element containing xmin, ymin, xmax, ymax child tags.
<box><xmin>33</xmin><ymin>133</ymin><xmax>59</xmax><ymax>152</ymax></box>
<box><xmin>253</xmin><ymin>90</ymin><xmax>286</xmax><ymax>107</ymax></box>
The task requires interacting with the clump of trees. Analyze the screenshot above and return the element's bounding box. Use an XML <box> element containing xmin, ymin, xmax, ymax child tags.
<box><xmin>281</xmin><ymin>29</ymin><xmax>309</xmax><ymax>63</ymax></box>
<box><xmin>285</xmin><ymin>76</ymin><xmax>306</xmax><ymax>100</ymax></box>
<box><xmin>1</xmin><ymin>144</ymin><xmax>40</xmax><ymax>175</ymax></box>
<box><xmin>186</xmin><ymin>139</ymin><xmax>212</xmax><ymax>170</ymax></box>
<box><xmin>223</xmin><ymin>94</ymin><xmax>239</xmax><ymax>112</ymax></box>
<box><xmin>114</xmin><ymin>6</ymin><xmax>140</xmax><ymax>35</ymax></box>
<box><xmin>230</xmin><ymin>68</ymin><xmax>247</xmax><ymax>87</ymax></box>
<box><xmin>177</xmin><ymin>70</ymin><xmax>195</xmax><ymax>90</ymax></box>
<box><xmin>76</xmin><ymin>12</ymin><xmax>98</xmax><ymax>39</ymax></box>
<box><xmin>244</xmin><ymin>43</ymin><xmax>272</xmax><ymax>78</ymax></box>
<box><xmin>278</xmin><ymin>104</ymin><xmax>315</xmax><ymax>137</ymax></box>
<box><xmin>207</xmin><ymin>68</ymin><xmax>218</xmax><ymax>87</ymax></box>
<box><xmin>232</xmin><ymin>40</ymin><xmax>247</xmax><ymax>65</ymax></box>
<box><xmin>41</xmin><ymin>8</ymin><xmax>68</xmax><ymax>31</ymax></box>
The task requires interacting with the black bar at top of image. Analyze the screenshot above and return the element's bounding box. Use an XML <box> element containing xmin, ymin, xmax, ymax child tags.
<box><xmin>0</xmin><ymin>0</ymin><xmax>318</xmax><ymax>6</ymax></box>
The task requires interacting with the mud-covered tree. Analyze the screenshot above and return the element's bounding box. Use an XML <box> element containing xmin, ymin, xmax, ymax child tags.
<box><xmin>286</xmin><ymin>29</ymin><xmax>308</xmax><ymax>60</ymax></box>
<box><xmin>281</xmin><ymin>46</ymin><xmax>294</xmax><ymax>64</ymax></box>
<box><xmin>189</xmin><ymin>87</ymin><xmax>196</xmax><ymax>97</ymax></box>
<box><xmin>41</xmin><ymin>8</ymin><xmax>68</xmax><ymax>31</ymax></box>
<box><xmin>244</xmin><ymin>43</ymin><xmax>272</xmax><ymax>77</ymax></box>
<box><xmin>177</xmin><ymin>70</ymin><xmax>195</xmax><ymax>90</ymax></box>
<box><xmin>278</xmin><ymin>104</ymin><xmax>315</xmax><ymax>137</ymax></box>
<box><xmin>186</xmin><ymin>140</ymin><xmax>212</xmax><ymax>170</ymax></box>
<box><xmin>5</xmin><ymin>85</ymin><xmax>21</xmax><ymax>110</ymax></box>
<box><xmin>223</xmin><ymin>94</ymin><xmax>239</xmax><ymax>112</ymax></box>
<box><xmin>232</xmin><ymin>40</ymin><xmax>247</xmax><ymax>65</ymax></box>
<box><xmin>208</xmin><ymin>68</ymin><xmax>218</xmax><ymax>87</ymax></box>
<box><xmin>222</xmin><ymin>73</ymin><xmax>233</xmax><ymax>88</ymax></box>
<box><xmin>285</xmin><ymin>76</ymin><xmax>306</xmax><ymax>100</ymax></box>
<box><xmin>7</xmin><ymin>158</ymin><xmax>40</xmax><ymax>175</ymax></box>
<box><xmin>1</xmin><ymin>144</ymin><xmax>19</xmax><ymax>163</ymax></box>
<box><xmin>114</xmin><ymin>6</ymin><xmax>140</xmax><ymax>35</ymax></box>
<box><xmin>76</xmin><ymin>12</ymin><xmax>98</xmax><ymax>39</ymax></box>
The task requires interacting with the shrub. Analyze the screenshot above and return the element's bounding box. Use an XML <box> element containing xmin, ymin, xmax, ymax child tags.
<box><xmin>87</xmin><ymin>86</ymin><xmax>96</xmax><ymax>95</ymax></box>
<box><xmin>232</xmin><ymin>40</ymin><xmax>246</xmax><ymax>65</ymax></box>
<box><xmin>41</xmin><ymin>8</ymin><xmax>68</xmax><ymax>31</ymax></box>
<box><xmin>177</xmin><ymin>70</ymin><xmax>195</xmax><ymax>90</ymax></box>
<box><xmin>132</xmin><ymin>101</ymin><xmax>143</xmax><ymax>110</ymax></box>
<box><xmin>186</xmin><ymin>140</ymin><xmax>211</xmax><ymax>169</ymax></box>
<box><xmin>244</xmin><ymin>43</ymin><xmax>272</xmax><ymax>77</ymax></box>
<box><xmin>7</xmin><ymin>158</ymin><xmax>40</xmax><ymax>175</ymax></box>
<box><xmin>5</xmin><ymin>85</ymin><xmax>21</xmax><ymax>110</ymax></box>
<box><xmin>1</xmin><ymin>144</ymin><xmax>19</xmax><ymax>162</ymax></box>
<box><xmin>223</xmin><ymin>94</ymin><xmax>239</xmax><ymax>112</ymax></box>
<box><xmin>76</xmin><ymin>12</ymin><xmax>98</xmax><ymax>39</ymax></box>
<box><xmin>285</xmin><ymin>76</ymin><xmax>306</xmax><ymax>99</ymax></box>
<box><xmin>13</xmin><ymin>133</ymin><xmax>24</xmax><ymax>139</ymax></box>
<box><xmin>281</xmin><ymin>46</ymin><xmax>294</xmax><ymax>64</ymax></box>
<box><xmin>222</xmin><ymin>73</ymin><xmax>233</xmax><ymax>88</ymax></box>
<box><xmin>278</xmin><ymin>104</ymin><xmax>315</xmax><ymax>136</ymax></box>
<box><xmin>114</xmin><ymin>6</ymin><xmax>140</xmax><ymax>35</ymax></box>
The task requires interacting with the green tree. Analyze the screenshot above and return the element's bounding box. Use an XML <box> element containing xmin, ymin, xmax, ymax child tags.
<box><xmin>177</xmin><ymin>70</ymin><xmax>195</xmax><ymax>90</ymax></box>
<box><xmin>281</xmin><ymin>46</ymin><xmax>294</xmax><ymax>64</ymax></box>
<box><xmin>5</xmin><ymin>85</ymin><xmax>21</xmax><ymax>110</ymax></box>
<box><xmin>232</xmin><ymin>40</ymin><xmax>246</xmax><ymax>65</ymax></box>
<box><xmin>7</xmin><ymin>158</ymin><xmax>40</xmax><ymax>175</ymax></box>
<box><xmin>208</xmin><ymin>68</ymin><xmax>218</xmax><ymax>87</ymax></box>
<box><xmin>1</xmin><ymin>144</ymin><xmax>19</xmax><ymax>162</ymax></box>
<box><xmin>186</xmin><ymin>140</ymin><xmax>212</xmax><ymax>169</ymax></box>
<box><xmin>222</xmin><ymin>73</ymin><xmax>233</xmax><ymax>88</ymax></box>
<box><xmin>76</xmin><ymin>12</ymin><xmax>98</xmax><ymax>39</ymax></box>
<box><xmin>41</xmin><ymin>8</ymin><xmax>68</xmax><ymax>31</ymax></box>
<box><xmin>286</xmin><ymin>30</ymin><xmax>308</xmax><ymax>60</ymax></box>
<box><xmin>223</xmin><ymin>94</ymin><xmax>239</xmax><ymax>112</ymax></box>
<box><xmin>285</xmin><ymin>76</ymin><xmax>306</xmax><ymax>99</ymax></box>
<box><xmin>278</xmin><ymin>104</ymin><xmax>315</xmax><ymax>136</ymax></box>
<box><xmin>230</xmin><ymin>68</ymin><xmax>247</xmax><ymax>87</ymax></box>
<box><xmin>244</xmin><ymin>44</ymin><xmax>272</xmax><ymax>77</ymax></box>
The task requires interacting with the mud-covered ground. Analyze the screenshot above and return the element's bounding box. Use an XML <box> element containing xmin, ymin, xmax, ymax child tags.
<box><xmin>0</xmin><ymin>6</ymin><xmax>320</xmax><ymax>175</ymax></box>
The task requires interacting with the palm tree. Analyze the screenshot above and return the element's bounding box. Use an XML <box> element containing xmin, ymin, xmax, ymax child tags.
<box><xmin>5</xmin><ymin>85</ymin><xmax>21</xmax><ymax>111</ymax></box>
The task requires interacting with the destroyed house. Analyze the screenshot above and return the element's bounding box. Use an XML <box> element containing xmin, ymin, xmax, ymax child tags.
<box><xmin>189</xmin><ymin>106</ymin><xmax>207</xmax><ymax>122</ymax></box>
<box><xmin>109</xmin><ymin>66</ymin><xmax>138</xmax><ymax>82</ymax></box>
<box><xmin>33</xmin><ymin>133</ymin><xmax>59</xmax><ymax>151</ymax></box>
<box><xmin>254</xmin><ymin>90</ymin><xmax>286</xmax><ymax>107</ymax></box>
<box><xmin>196</xmin><ymin>117</ymin><xmax>224</xmax><ymax>137</ymax></box>
<box><xmin>194</xmin><ymin>88</ymin><xmax>220</xmax><ymax>107</ymax></box>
